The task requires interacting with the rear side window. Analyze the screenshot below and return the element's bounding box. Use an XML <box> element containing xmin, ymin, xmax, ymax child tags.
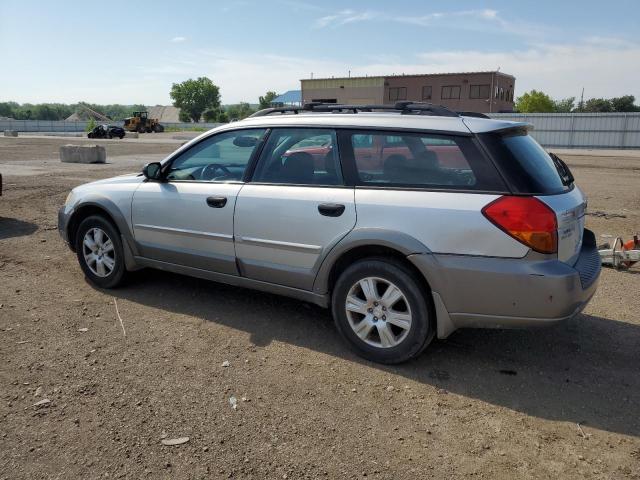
<box><xmin>252</xmin><ymin>128</ymin><xmax>343</xmax><ymax>186</ymax></box>
<box><xmin>345</xmin><ymin>130</ymin><xmax>505</xmax><ymax>191</ymax></box>
<box><xmin>479</xmin><ymin>130</ymin><xmax>569</xmax><ymax>194</ymax></box>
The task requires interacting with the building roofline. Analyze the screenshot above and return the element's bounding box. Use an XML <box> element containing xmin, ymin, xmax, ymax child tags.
<box><xmin>301</xmin><ymin>71</ymin><xmax>515</xmax><ymax>82</ymax></box>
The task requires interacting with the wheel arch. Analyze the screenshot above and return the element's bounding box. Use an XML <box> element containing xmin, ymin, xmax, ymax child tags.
<box><xmin>313</xmin><ymin>229</ymin><xmax>435</xmax><ymax>296</ymax></box>
<box><xmin>67</xmin><ymin>199</ymin><xmax>136</xmax><ymax>256</ymax></box>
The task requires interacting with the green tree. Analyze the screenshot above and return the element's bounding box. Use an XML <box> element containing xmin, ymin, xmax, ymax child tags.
<box><xmin>0</xmin><ymin>102</ymin><xmax>18</xmax><ymax>118</ymax></box>
<box><xmin>553</xmin><ymin>97</ymin><xmax>575</xmax><ymax>113</ymax></box>
<box><xmin>515</xmin><ymin>90</ymin><xmax>555</xmax><ymax>113</ymax></box>
<box><xmin>85</xmin><ymin>118</ymin><xmax>96</xmax><ymax>132</ymax></box>
<box><xmin>610</xmin><ymin>95</ymin><xmax>639</xmax><ymax>112</ymax></box>
<box><xmin>226</xmin><ymin>102</ymin><xmax>255</xmax><ymax>121</ymax></box>
<box><xmin>583</xmin><ymin>98</ymin><xmax>613</xmax><ymax>112</ymax></box>
<box><xmin>258</xmin><ymin>91</ymin><xmax>278</xmax><ymax>109</ymax></box>
<box><xmin>217</xmin><ymin>111</ymin><xmax>229</xmax><ymax>123</ymax></box>
<box><xmin>178</xmin><ymin>110</ymin><xmax>192</xmax><ymax>122</ymax></box>
<box><xmin>170</xmin><ymin>77</ymin><xmax>221</xmax><ymax>123</ymax></box>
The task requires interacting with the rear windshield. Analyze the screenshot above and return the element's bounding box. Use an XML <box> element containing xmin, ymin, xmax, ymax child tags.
<box><xmin>479</xmin><ymin>129</ymin><xmax>569</xmax><ymax>194</ymax></box>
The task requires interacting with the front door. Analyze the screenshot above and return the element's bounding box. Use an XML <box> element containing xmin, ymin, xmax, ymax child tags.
<box><xmin>234</xmin><ymin>128</ymin><xmax>356</xmax><ymax>290</ymax></box>
<box><xmin>131</xmin><ymin>128</ymin><xmax>267</xmax><ymax>274</ymax></box>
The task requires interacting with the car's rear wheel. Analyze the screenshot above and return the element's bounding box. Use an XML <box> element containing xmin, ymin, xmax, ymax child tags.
<box><xmin>75</xmin><ymin>215</ymin><xmax>127</xmax><ymax>288</ymax></box>
<box><xmin>332</xmin><ymin>258</ymin><xmax>434</xmax><ymax>364</ymax></box>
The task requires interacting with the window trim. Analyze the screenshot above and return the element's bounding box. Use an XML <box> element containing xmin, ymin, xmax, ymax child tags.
<box><xmin>337</xmin><ymin>129</ymin><xmax>509</xmax><ymax>193</ymax></box>
<box><xmin>441</xmin><ymin>85</ymin><xmax>461</xmax><ymax>100</ymax></box>
<box><xmin>469</xmin><ymin>84</ymin><xmax>490</xmax><ymax>100</ymax></box>
<box><xmin>247</xmin><ymin>127</ymin><xmax>346</xmax><ymax>187</ymax></box>
<box><xmin>388</xmin><ymin>87</ymin><xmax>407</xmax><ymax>101</ymax></box>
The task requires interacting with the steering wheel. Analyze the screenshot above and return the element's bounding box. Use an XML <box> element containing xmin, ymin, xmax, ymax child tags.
<box><xmin>201</xmin><ymin>163</ymin><xmax>231</xmax><ymax>181</ymax></box>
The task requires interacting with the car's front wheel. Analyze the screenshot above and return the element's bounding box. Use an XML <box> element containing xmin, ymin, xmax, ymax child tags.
<box><xmin>332</xmin><ymin>258</ymin><xmax>434</xmax><ymax>364</ymax></box>
<box><xmin>75</xmin><ymin>215</ymin><xmax>127</xmax><ymax>288</ymax></box>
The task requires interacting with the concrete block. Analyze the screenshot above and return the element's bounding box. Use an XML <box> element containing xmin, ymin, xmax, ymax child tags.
<box><xmin>125</xmin><ymin>132</ymin><xmax>138</xmax><ymax>139</ymax></box>
<box><xmin>4</xmin><ymin>130</ymin><xmax>18</xmax><ymax>137</ymax></box>
<box><xmin>60</xmin><ymin>144</ymin><xmax>106</xmax><ymax>164</ymax></box>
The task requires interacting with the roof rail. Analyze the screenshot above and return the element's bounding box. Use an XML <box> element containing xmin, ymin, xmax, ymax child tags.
<box><xmin>249</xmin><ymin>102</ymin><xmax>461</xmax><ymax>118</ymax></box>
<box><xmin>457</xmin><ymin>111</ymin><xmax>490</xmax><ymax>119</ymax></box>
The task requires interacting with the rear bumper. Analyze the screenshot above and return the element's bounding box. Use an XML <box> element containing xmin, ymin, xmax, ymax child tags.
<box><xmin>409</xmin><ymin>229</ymin><xmax>601</xmax><ymax>338</ymax></box>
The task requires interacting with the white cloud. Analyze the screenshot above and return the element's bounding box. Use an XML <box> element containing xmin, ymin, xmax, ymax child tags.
<box><xmin>394</xmin><ymin>9</ymin><xmax>499</xmax><ymax>27</ymax></box>
<box><xmin>153</xmin><ymin>39</ymin><xmax>640</xmax><ymax>104</ymax></box>
<box><xmin>170</xmin><ymin>36</ymin><xmax>186</xmax><ymax>43</ymax></box>
<box><xmin>35</xmin><ymin>38</ymin><xmax>637</xmax><ymax>105</ymax></box>
<box><xmin>314</xmin><ymin>9</ymin><xmax>379</xmax><ymax>28</ymax></box>
<box><xmin>314</xmin><ymin>8</ymin><xmax>552</xmax><ymax>40</ymax></box>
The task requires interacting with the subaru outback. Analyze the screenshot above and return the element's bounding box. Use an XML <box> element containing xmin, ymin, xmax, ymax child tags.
<box><xmin>58</xmin><ymin>102</ymin><xmax>600</xmax><ymax>364</ymax></box>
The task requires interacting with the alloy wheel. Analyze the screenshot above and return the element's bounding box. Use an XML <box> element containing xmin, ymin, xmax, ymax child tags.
<box><xmin>345</xmin><ymin>276</ymin><xmax>412</xmax><ymax>348</ymax></box>
<box><xmin>82</xmin><ymin>227</ymin><xmax>116</xmax><ymax>277</ymax></box>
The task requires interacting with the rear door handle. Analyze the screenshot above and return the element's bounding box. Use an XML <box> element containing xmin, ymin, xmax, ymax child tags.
<box><xmin>206</xmin><ymin>196</ymin><xmax>227</xmax><ymax>208</ymax></box>
<box><xmin>318</xmin><ymin>203</ymin><xmax>345</xmax><ymax>217</ymax></box>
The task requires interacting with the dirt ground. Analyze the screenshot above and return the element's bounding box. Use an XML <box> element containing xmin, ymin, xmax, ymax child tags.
<box><xmin>0</xmin><ymin>135</ymin><xmax>639</xmax><ymax>479</ymax></box>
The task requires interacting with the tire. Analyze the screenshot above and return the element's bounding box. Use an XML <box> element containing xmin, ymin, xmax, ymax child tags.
<box><xmin>87</xmin><ymin>133</ymin><xmax>94</xmax><ymax>138</ymax></box>
<box><xmin>145</xmin><ymin>127</ymin><xmax>152</xmax><ymax>133</ymax></box>
<box><xmin>107</xmin><ymin>133</ymin><xmax>112</xmax><ymax>139</ymax></box>
<box><xmin>75</xmin><ymin>215</ymin><xmax>127</xmax><ymax>289</ymax></box>
<box><xmin>119</xmin><ymin>135</ymin><xmax>124</xmax><ymax>139</ymax></box>
<box><xmin>331</xmin><ymin>258</ymin><xmax>434</xmax><ymax>364</ymax></box>
<box><xmin>137</xmin><ymin>126</ymin><xmax>145</xmax><ymax>134</ymax></box>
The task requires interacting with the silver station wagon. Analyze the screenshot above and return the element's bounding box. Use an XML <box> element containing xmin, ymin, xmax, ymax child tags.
<box><xmin>59</xmin><ymin>102</ymin><xmax>600</xmax><ymax>364</ymax></box>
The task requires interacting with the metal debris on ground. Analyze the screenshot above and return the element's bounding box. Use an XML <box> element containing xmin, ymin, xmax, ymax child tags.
<box><xmin>229</xmin><ymin>396</ymin><xmax>238</xmax><ymax>410</ymax></box>
<box><xmin>598</xmin><ymin>234</ymin><xmax>640</xmax><ymax>269</ymax></box>
<box><xmin>161</xmin><ymin>437</ymin><xmax>190</xmax><ymax>446</ymax></box>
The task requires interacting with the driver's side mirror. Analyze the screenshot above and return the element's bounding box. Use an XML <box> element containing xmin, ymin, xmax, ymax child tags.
<box><xmin>143</xmin><ymin>162</ymin><xmax>162</xmax><ymax>181</ymax></box>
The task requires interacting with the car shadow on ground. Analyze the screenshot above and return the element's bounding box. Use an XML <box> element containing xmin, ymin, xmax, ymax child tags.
<box><xmin>0</xmin><ymin>217</ymin><xmax>39</xmax><ymax>240</ymax></box>
<box><xmin>110</xmin><ymin>269</ymin><xmax>640</xmax><ymax>439</ymax></box>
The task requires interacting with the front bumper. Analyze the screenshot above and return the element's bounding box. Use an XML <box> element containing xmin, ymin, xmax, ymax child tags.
<box><xmin>58</xmin><ymin>205</ymin><xmax>72</xmax><ymax>245</ymax></box>
<box><xmin>409</xmin><ymin>229</ymin><xmax>601</xmax><ymax>338</ymax></box>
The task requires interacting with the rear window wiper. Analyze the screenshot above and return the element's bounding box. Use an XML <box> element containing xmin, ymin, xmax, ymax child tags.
<box><xmin>549</xmin><ymin>153</ymin><xmax>574</xmax><ymax>186</ymax></box>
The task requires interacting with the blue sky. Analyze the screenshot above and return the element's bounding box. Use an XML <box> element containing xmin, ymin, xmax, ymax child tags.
<box><xmin>1</xmin><ymin>0</ymin><xmax>639</xmax><ymax>105</ymax></box>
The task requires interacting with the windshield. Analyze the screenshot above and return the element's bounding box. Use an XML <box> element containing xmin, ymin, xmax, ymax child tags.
<box><xmin>479</xmin><ymin>129</ymin><xmax>570</xmax><ymax>194</ymax></box>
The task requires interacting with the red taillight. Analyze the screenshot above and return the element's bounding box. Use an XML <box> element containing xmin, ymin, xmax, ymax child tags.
<box><xmin>482</xmin><ymin>196</ymin><xmax>558</xmax><ymax>254</ymax></box>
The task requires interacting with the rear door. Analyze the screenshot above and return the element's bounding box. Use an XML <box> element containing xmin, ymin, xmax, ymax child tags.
<box><xmin>234</xmin><ymin>128</ymin><xmax>356</xmax><ymax>290</ymax></box>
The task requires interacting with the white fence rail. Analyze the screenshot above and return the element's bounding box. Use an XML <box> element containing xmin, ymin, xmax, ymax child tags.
<box><xmin>489</xmin><ymin>113</ymin><xmax>640</xmax><ymax>149</ymax></box>
<box><xmin>2</xmin><ymin>114</ymin><xmax>640</xmax><ymax>148</ymax></box>
<box><xmin>0</xmin><ymin>119</ymin><xmax>221</xmax><ymax>133</ymax></box>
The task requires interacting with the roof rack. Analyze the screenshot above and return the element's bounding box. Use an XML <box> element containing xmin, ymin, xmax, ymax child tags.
<box><xmin>249</xmin><ymin>101</ymin><xmax>462</xmax><ymax>118</ymax></box>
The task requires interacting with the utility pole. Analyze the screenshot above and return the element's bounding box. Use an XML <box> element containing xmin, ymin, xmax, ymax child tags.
<box><xmin>579</xmin><ymin>87</ymin><xmax>584</xmax><ymax>112</ymax></box>
<box><xmin>489</xmin><ymin>67</ymin><xmax>500</xmax><ymax>113</ymax></box>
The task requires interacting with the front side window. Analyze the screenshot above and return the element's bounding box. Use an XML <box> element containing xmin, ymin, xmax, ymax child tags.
<box><xmin>252</xmin><ymin>128</ymin><xmax>342</xmax><ymax>186</ymax></box>
<box><xmin>348</xmin><ymin>130</ymin><xmax>505</xmax><ymax>190</ymax></box>
<box><xmin>166</xmin><ymin>129</ymin><xmax>267</xmax><ymax>182</ymax></box>
<box><xmin>441</xmin><ymin>85</ymin><xmax>461</xmax><ymax>100</ymax></box>
<box><xmin>389</xmin><ymin>87</ymin><xmax>407</xmax><ymax>101</ymax></box>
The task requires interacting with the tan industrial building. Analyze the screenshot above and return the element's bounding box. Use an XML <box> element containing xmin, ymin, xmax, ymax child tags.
<box><xmin>301</xmin><ymin>71</ymin><xmax>515</xmax><ymax>113</ymax></box>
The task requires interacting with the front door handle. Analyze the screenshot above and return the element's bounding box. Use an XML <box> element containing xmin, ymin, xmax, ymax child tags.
<box><xmin>318</xmin><ymin>203</ymin><xmax>345</xmax><ymax>217</ymax></box>
<box><xmin>206</xmin><ymin>196</ymin><xmax>227</xmax><ymax>208</ymax></box>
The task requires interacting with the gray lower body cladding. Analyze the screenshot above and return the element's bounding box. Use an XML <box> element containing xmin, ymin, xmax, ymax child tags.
<box><xmin>409</xmin><ymin>229</ymin><xmax>601</xmax><ymax>338</ymax></box>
